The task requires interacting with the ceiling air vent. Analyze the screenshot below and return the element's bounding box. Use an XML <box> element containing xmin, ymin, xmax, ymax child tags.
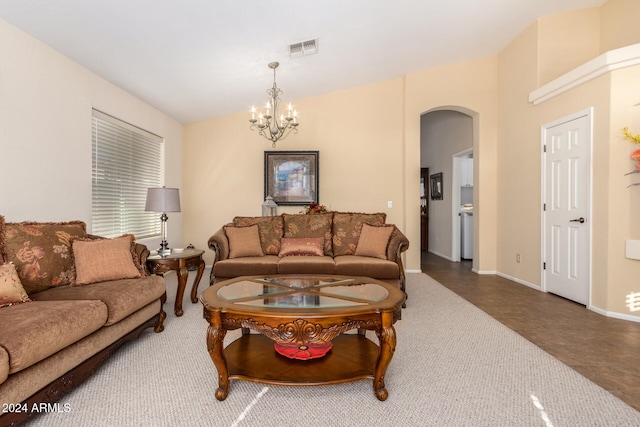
<box><xmin>289</xmin><ymin>38</ymin><xmax>318</xmax><ymax>58</ymax></box>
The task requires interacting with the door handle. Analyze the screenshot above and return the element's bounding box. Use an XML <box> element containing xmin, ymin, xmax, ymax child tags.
<box><xmin>570</xmin><ymin>217</ymin><xmax>586</xmax><ymax>224</ymax></box>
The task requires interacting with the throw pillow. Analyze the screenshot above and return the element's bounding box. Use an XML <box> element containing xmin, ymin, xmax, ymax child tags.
<box><xmin>332</xmin><ymin>212</ymin><xmax>387</xmax><ymax>256</ymax></box>
<box><xmin>224</xmin><ymin>224</ymin><xmax>265</xmax><ymax>258</ymax></box>
<box><xmin>0</xmin><ymin>215</ymin><xmax>5</xmax><ymax>263</ymax></box>
<box><xmin>282</xmin><ymin>213</ymin><xmax>334</xmax><ymax>256</ymax></box>
<box><xmin>279</xmin><ymin>237</ymin><xmax>325</xmax><ymax>257</ymax></box>
<box><xmin>232</xmin><ymin>216</ymin><xmax>284</xmax><ymax>255</ymax></box>
<box><xmin>3</xmin><ymin>221</ymin><xmax>87</xmax><ymax>294</ymax></box>
<box><xmin>72</xmin><ymin>235</ymin><xmax>142</xmax><ymax>285</ymax></box>
<box><xmin>354</xmin><ymin>223</ymin><xmax>395</xmax><ymax>259</ymax></box>
<box><xmin>0</xmin><ymin>263</ymin><xmax>31</xmax><ymax>308</ymax></box>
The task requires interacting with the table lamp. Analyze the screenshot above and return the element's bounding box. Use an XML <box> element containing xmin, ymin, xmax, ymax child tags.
<box><xmin>145</xmin><ymin>186</ymin><xmax>181</xmax><ymax>255</ymax></box>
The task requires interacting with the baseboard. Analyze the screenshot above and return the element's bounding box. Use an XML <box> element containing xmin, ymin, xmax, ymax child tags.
<box><xmin>427</xmin><ymin>249</ymin><xmax>455</xmax><ymax>262</ymax></box>
<box><xmin>473</xmin><ymin>268</ymin><xmax>497</xmax><ymax>275</ymax></box>
<box><xmin>406</xmin><ymin>269</ymin><xmax>423</xmax><ymax>274</ymax></box>
<box><xmin>496</xmin><ymin>271</ymin><xmax>542</xmax><ymax>291</ymax></box>
<box><xmin>589</xmin><ymin>305</ymin><xmax>640</xmax><ymax>324</ymax></box>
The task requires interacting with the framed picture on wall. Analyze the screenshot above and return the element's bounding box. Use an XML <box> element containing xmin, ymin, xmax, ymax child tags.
<box><xmin>430</xmin><ymin>172</ymin><xmax>443</xmax><ymax>200</ymax></box>
<box><xmin>264</xmin><ymin>151</ymin><xmax>319</xmax><ymax>205</ymax></box>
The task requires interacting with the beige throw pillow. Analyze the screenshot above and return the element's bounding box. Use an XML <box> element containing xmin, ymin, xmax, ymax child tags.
<box><xmin>224</xmin><ymin>225</ymin><xmax>265</xmax><ymax>258</ymax></box>
<box><xmin>73</xmin><ymin>235</ymin><xmax>142</xmax><ymax>285</ymax></box>
<box><xmin>0</xmin><ymin>263</ymin><xmax>31</xmax><ymax>308</ymax></box>
<box><xmin>354</xmin><ymin>223</ymin><xmax>395</xmax><ymax>259</ymax></box>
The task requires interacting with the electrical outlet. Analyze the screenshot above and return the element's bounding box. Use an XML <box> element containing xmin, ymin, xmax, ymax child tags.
<box><xmin>516</xmin><ymin>254</ymin><xmax>521</xmax><ymax>263</ymax></box>
<box><xmin>387</xmin><ymin>201</ymin><xmax>393</xmax><ymax>208</ymax></box>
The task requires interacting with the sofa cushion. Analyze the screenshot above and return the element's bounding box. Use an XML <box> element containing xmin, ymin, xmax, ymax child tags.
<box><xmin>3</xmin><ymin>221</ymin><xmax>87</xmax><ymax>294</ymax></box>
<box><xmin>277</xmin><ymin>256</ymin><xmax>336</xmax><ymax>275</ymax></box>
<box><xmin>224</xmin><ymin>224</ymin><xmax>265</xmax><ymax>258</ymax></box>
<box><xmin>72</xmin><ymin>235</ymin><xmax>142</xmax><ymax>285</ymax></box>
<box><xmin>0</xmin><ymin>263</ymin><xmax>31</xmax><ymax>308</ymax></box>
<box><xmin>31</xmin><ymin>275</ymin><xmax>165</xmax><ymax>326</ymax></box>
<box><xmin>334</xmin><ymin>255</ymin><xmax>399</xmax><ymax>279</ymax></box>
<box><xmin>0</xmin><ymin>300</ymin><xmax>107</xmax><ymax>373</ymax></box>
<box><xmin>283</xmin><ymin>213</ymin><xmax>334</xmax><ymax>256</ymax></box>
<box><xmin>354</xmin><ymin>223</ymin><xmax>395</xmax><ymax>259</ymax></box>
<box><xmin>279</xmin><ymin>237</ymin><xmax>325</xmax><ymax>257</ymax></box>
<box><xmin>233</xmin><ymin>216</ymin><xmax>284</xmax><ymax>255</ymax></box>
<box><xmin>0</xmin><ymin>346</ymin><xmax>9</xmax><ymax>384</ymax></box>
<box><xmin>332</xmin><ymin>212</ymin><xmax>386</xmax><ymax>256</ymax></box>
<box><xmin>213</xmin><ymin>256</ymin><xmax>280</xmax><ymax>278</ymax></box>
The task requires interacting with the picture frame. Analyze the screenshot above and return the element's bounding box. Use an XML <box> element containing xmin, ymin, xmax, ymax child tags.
<box><xmin>264</xmin><ymin>151</ymin><xmax>319</xmax><ymax>205</ymax></box>
<box><xmin>430</xmin><ymin>172</ymin><xmax>443</xmax><ymax>200</ymax></box>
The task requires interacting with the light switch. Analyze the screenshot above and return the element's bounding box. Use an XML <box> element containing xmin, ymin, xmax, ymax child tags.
<box><xmin>387</xmin><ymin>201</ymin><xmax>393</xmax><ymax>208</ymax></box>
<box><xmin>626</xmin><ymin>240</ymin><xmax>640</xmax><ymax>260</ymax></box>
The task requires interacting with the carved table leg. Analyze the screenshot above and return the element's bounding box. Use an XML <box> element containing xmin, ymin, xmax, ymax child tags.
<box><xmin>373</xmin><ymin>312</ymin><xmax>397</xmax><ymax>401</ymax></box>
<box><xmin>175</xmin><ymin>266</ymin><xmax>188</xmax><ymax>316</ymax></box>
<box><xmin>206</xmin><ymin>323</ymin><xmax>229</xmax><ymax>401</ymax></box>
<box><xmin>190</xmin><ymin>258</ymin><xmax>206</xmax><ymax>303</ymax></box>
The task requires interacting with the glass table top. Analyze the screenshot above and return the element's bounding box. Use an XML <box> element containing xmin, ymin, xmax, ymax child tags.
<box><xmin>216</xmin><ymin>276</ymin><xmax>390</xmax><ymax>309</ymax></box>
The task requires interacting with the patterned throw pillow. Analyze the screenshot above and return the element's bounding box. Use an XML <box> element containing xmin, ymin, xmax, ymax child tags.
<box><xmin>72</xmin><ymin>235</ymin><xmax>143</xmax><ymax>285</ymax></box>
<box><xmin>332</xmin><ymin>212</ymin><xmax>386</xmax><ymax>256</ymax></box>
<box><xmin>282</xmin><ymin>213</ymin><xmax>334</xmax><ymax>256</ymax></box>
<box><xmin>354</xmin><ymin>223</ymin><xmax>396</xmax><ymax>259</ymax></box>
<box><xmin>0</xmin><ymin>263</ymin><xmax>31</xmax><ymax>308</ymax></box>
<box><xmin>279</xmin><ymin>237</ymin><xmax>325</xmax><ymax>257</ymax></box>
<box><xmin>232</xmin><ymin>216</ymin><xmax>284</xmax><ymax>255</ymax></box>
<box><xmin>224</xmin><ymin>224</ymin><xmax>265</xmax><ymax>258</ymax></box>
<box><xmin>3</xmin><ymin>221</ymin><xmax>87</xmax><ymax>294</ymax></box>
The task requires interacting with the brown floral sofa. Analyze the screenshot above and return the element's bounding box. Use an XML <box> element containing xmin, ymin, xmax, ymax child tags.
<box><xmin>0</xmin><ymin>217</ymin><xmax>166</xmax><ymax>426</ymax></box>
<box><xmin>208</xmin><ymin>212</ymin><xmax>410</xmax><ymax>298</ymax></box>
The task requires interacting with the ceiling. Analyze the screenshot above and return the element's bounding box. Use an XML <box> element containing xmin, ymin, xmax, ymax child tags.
<box><xmin>0</xmin><ymin>0</ymin><xmax>605</xmax><ymax>124</ymax></box>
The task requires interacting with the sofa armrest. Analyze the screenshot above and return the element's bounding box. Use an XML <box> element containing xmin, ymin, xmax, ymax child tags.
<box><xmin>387</xmin><ymin>226</ymin><xmax>410</xmax><ymax>262</ymax></box>
<box><xmin>208</xmin><ymin>225</ymin><xmax>230</xmax><ymax>263</ymax></box>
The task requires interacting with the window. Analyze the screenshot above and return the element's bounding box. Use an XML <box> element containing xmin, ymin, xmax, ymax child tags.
<box><xmin>92</xmin><ymin>110</ymin><xmax>163</xmax><ymax>239</ymax></box>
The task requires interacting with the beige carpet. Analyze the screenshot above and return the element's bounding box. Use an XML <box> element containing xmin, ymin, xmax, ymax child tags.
<box><xmin>29</xmin><ymin>271</ymin><xmax>640</xmax><ymax>426</ymax></box>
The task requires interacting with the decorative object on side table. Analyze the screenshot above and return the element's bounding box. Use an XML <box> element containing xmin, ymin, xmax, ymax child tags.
<box><xmin>146</xmin><ymin>248</ymin><xmax>205</xmax><ymax>316</ymax></box>
<box><xmin>249</xmin><ymin>62</ymin><xmax>299</xmax><ymax>147</ymax></box>
<box><xmin>623</xmin><ymin>127</ymin><xmax>640</xmax><ymax>187</ymax></box>
<box><xmin>264</xmin><ymin>151</ymin><xmax>319</xmax><ymax>205</ymax></box>
<box><xmin>145</xmin><ymin>186</ymin><xmax>181</xmax><ymax>255</ymax></box>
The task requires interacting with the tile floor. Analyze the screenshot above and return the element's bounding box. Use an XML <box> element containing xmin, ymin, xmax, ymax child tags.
<box><xmin>421</xmin><ymin>251</ymin><xmax>640</xmax><ymax>412</ymax></box>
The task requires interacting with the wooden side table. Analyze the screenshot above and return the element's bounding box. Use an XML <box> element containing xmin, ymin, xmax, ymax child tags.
<box><xmin>147</xmin><ymin>248</ymin><xmax>205</xmax><ymax>316</ymax></box>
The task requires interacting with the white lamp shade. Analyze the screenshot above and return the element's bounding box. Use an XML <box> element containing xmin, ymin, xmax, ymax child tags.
<box><xmin>145</xmin><ymin>187</ymin><xmax>181</xmax><ymax>212</ymax></box>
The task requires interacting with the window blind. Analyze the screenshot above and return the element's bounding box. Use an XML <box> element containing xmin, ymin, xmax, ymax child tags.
<box><xmin>92</xmin><ymin>110</ymin><xmax>163</xmax><ymax>239</ymax></box>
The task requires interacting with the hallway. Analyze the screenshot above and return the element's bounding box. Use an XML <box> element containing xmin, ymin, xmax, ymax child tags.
<box><xmin>421</xmin><ymin>252</ymin><xmax>640</xmax><ymax>412</ymax></box>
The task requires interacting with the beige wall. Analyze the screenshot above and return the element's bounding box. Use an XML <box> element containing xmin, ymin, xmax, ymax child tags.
<box><xmin>496</xmin><ymin>0</ymin><xmax>640</xmax><ymax>316</ymax></box>
<box><xmin>184</xmin><ymin>79</ymin><xmax>406</xmax><ymax>265</ymax></box>
<box><xmin>0</xmin><ymin>18</ymin><xmax>184</xmax><ymax>250</ymax></box>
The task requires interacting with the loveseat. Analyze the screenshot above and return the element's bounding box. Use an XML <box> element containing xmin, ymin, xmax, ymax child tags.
<box><xmin>208</xmin><ymin>212</ymin><xmax>410</xmax><ymax>298</ymax></box>
<box><xmin>0</xmin><ymin>218</ymin><xmax>166</xmax><ymax>426</ymax></box>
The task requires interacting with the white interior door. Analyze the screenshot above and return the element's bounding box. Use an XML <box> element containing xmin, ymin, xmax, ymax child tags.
<box><xmin>543</xmin><ymin>110</ymin><xmax>591</xmax><ymax>305</ymax></box>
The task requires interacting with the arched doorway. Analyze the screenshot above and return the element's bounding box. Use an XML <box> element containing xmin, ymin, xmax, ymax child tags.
<box><xmin>420</xmin><ymin>107</ymin><xmax>478</xmax><ymax>268</ymax></box>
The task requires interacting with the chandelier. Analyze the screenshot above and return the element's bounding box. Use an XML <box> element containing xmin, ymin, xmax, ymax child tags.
<box><xmin>249</xmin><ymin>62</ymin><xmax>299</xmax><ymax>147</ymax></box>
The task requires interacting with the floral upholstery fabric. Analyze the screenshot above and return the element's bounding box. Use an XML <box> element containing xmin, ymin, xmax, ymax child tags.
<box><xmin>282</xmin><ymin>213</ymin><xmax>334</xmax><ymax>256</ymax></box>
<box><xmin>0</xmin><ymin>263</ymin><xmax>31</xmax><ymax>308</ymax></box>
<box><xmin>233</xmin><ymin>216</ymin><xmax>284</xmax><ymax>255</ymax></box>
<box><xmin>332</xmin><ymin>212</ymin><xmax>386</xmax><ymax>256</ymax></box>
<box><xmin>3</xmin><ymin>221</ymin><xmax>87</xmax><ymax>294</ymax></box>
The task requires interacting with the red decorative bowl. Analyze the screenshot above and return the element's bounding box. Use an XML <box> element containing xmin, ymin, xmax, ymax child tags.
<box><xmin>274</xmin><ymin>341</ymin><xmax>333</xmax><ymax>360</ymax></box>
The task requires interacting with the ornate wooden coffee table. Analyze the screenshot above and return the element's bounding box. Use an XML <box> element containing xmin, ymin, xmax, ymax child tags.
<box><xmin>200</xmin><ymin>275</ymin><xmax>405</xmax><ymax>401</ymax></box>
